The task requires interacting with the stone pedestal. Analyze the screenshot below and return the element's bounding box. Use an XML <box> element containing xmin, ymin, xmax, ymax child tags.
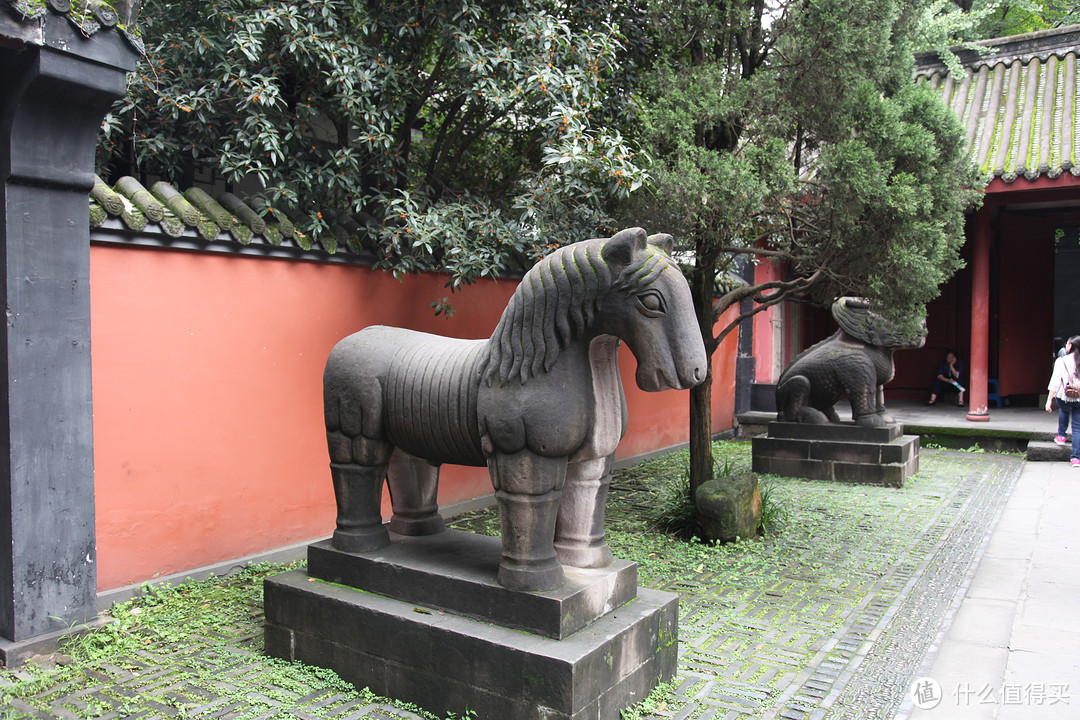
<box><xmin>751</xmin><ymin>421</ymin><xmax>919</xmax><ymax>487</ymax></box>
<box><xmin>264</xmin><ymin>530</ymin><xmax>678</xmax><ymax>720</ymax></box>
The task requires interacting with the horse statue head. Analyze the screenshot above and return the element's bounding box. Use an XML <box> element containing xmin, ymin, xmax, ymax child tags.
<box><xmin>483</xmin><ymin>227</ymin><xmax>706</xmax><ymax>392</ymax></box>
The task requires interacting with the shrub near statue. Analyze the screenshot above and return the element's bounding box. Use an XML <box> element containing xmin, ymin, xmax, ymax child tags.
<box><xmin>323</xmin><ymin>227</ymin><xmax>707</xmax><ymax>592</ymax></box>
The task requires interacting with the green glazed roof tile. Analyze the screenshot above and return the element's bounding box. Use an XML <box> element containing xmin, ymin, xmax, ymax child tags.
<box><xmin>916</xmin><ymin>25</ymin><xmax>1080</xmax><ymax>183</ymax></box>
<box><xmin>90</xmin><ymin>176</ymin><xmax>368</xmax><ymax>261</ymax></box>
<box><xmin>2</xmin><ymin>0</ymin><xmax>144</xmax><ymax>54</ymax></box>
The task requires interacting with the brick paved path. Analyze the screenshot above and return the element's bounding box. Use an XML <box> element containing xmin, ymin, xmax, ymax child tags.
<box><xmin>0</xmin><ymin>449</ymin><xmax>1020</xmax><ymax>720</ymax></box>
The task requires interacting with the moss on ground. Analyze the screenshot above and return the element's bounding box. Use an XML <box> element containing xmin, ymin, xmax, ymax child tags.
<box><xmin>0</xmin><ymin>442</ymin><xmax>1016</xmax><ymax>720</ymax></box>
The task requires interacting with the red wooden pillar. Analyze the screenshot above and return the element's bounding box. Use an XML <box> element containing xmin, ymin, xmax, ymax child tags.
<box><xmin>967</xmin><ymin>210</ymin><xmax>991</xmax><ymax>421</ymax></box>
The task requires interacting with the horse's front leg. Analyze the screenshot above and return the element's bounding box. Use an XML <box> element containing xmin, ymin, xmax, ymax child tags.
<box><xmin>488</xmin><ymin>449</ymin><xmax>567</xmax><ymax>592</ymax></box>
<box><xmin>386</xmin><ymin>448</ymin><xmax>446</xmax><ymax>536</ymax></box>
<box><xmin>554</xmin><ymin>456</ymin><xmax>614</xmax><ymax>568</ymax></box>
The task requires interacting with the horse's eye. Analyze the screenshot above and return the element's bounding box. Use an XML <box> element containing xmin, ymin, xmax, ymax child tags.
<box><xmin>637</xmin><ymin>291</ymin><xmax>665</xmax><ymax>315</ymax></box>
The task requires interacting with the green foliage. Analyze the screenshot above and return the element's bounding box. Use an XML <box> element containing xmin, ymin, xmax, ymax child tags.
<box><xmin>934</xmin><ymin>1</ymin><xmax>1080</xmax><ymax>43</ymax></box>
<box><xmin>757</xmin><ymin>477</ymin><xmax>789</xmax><ymax>536</ymax></box>
<box><xmin>625</xmin><ymin>0</ymin><xmax>980</xmax><ymax>495</ymax></box>
<box><xmin>620</xmin><ymin>679</ymin><xmax>675</xmax><ymax>719</ymax></box>
<box><xmin>647</xmin><ymin>458</ymin><xmax>701</xmax><ymax>540</ymax></box>
<box><xmin>100</xmin><ymin>0</ymin><xmax>650</xmax><ymax>289</ymax></box>
<box><xmin>916</xmin><ymin>2</ymin><xmax>1079</xmax><ymax>78</ymax></box>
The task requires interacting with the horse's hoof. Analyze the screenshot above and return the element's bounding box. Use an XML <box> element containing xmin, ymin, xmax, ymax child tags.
<box><xmin>554</xmin><ymin>541</ymin><xmax>613</xmax><ymax>569</ymax></box>
<box><xmin>332</xmin><ymin>525</ymin><xmax>390</xmax><ymax>553</ymax></box>
<box><xmin>389</xmin><ymin>513</ymin><xmax>446</xmax><ymax>536</ymax></box>
<box><xmin>498</xmin><ymin>558</ymin><xmax>564</xmax><ymax>592</ymax></box>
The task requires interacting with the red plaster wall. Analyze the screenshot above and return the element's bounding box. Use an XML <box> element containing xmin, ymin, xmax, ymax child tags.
<box><xmin>752</xmin><ymin>262</ymin><xmax>783</xmax><ymax>383</ymax></box>
<box><xmin>90</xmin><ymin>245</ymin><xmax>736</xmax><ymax>591</ymax></box>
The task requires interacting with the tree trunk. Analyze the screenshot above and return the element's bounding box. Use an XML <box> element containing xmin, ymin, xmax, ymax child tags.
<box><xmin>689</xmin><ymin>366</ymin><xmax>713</xmax><ymax>497</ymax></box>
<box><xmin>688</xmin><ymin>252</ymin><xmax>720</xmax><ymax>497</ymax></box>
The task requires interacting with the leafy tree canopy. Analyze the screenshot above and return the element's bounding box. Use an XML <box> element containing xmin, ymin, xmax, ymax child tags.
<box><xmin>100</xmin><ymin>0</ymin><xmax>650</xmax><ymax>290</ymax></box>
<box><xmin>624</xmin><ymin>0</ymin><xmax>981</xmax><ymax>492</ymax></box>
<box><xmin>950</xmin><ymin>0</ymin><xmax>1078</xmax><ymax>39</ymax></box>
<box><xmin>919</xmin><ymin>0</ymin><xmax>1079</xmax><ymax>68</ymax></box>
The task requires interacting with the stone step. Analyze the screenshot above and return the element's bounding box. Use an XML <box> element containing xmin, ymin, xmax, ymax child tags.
<box><xmin>306</xmin><ymin>532</ymin><xmax>638</xmax><ymax>640</ymax></box>
<box><xmin>265</xmin><ymin>569</ymin><xmax>678</xmax><ymax>720</ymax></box>
<box><xmin>1027</xmin><ymin>440</ymin><xmax>1071</xmax><ymax>461</ymax></box>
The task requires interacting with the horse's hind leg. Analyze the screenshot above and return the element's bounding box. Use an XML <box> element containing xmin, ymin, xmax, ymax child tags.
<box><xmin>387</xmin><ymin>448</ymin><xmax>446</xmax><ymax>536</ymax></box>
<box><xmin>327</xmin><ymin>430</ymin><xmax>393</xmax><ymax>553</ymax></box>
<box><xmin>554</xmin><ymin>456</ymin><xmax>614</xmax><ymax>568</ymax></box>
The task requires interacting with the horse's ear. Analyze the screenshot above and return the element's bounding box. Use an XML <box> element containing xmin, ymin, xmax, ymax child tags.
<box><xmin>647</xmin><ymin>233</ymin><xmax>674</xmax><ymax>256</ymax></box>
<box><xmin>602</xmin><ymin>227</ymin><xmax>647</xmax><ymax>269</ymax></box>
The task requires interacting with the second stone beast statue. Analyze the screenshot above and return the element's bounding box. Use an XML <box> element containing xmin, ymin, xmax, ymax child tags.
<box><xmin>775</xmin><ymin>297</ymin><xmax>925</xmax><ymax>427</ymax></box>
<box><xmin>323</xmin><ymin>228</ymin><xmax>707</xmax><ymax>592</ymax></box>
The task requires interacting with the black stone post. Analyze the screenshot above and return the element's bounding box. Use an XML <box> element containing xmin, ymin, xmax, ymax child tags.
<box><xmin>0</xmin><ymin>9</ymin><xmax>138</xmax><ymax>659</ymax></box>
<box><xmin>734</xmin><ymin>259</ymin><xmax>756</xmax><ymax>414</ymax></box>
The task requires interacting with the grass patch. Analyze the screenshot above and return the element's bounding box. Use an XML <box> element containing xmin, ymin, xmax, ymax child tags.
<box><xmin>1</xmin><ymin>441</ymin><xmax>1018</xmax><ymax>720</ymax></box>
<box><xmin>628</xmin><ymin>441</ymin><xmax>788</xmax><ymax>542</ymax></box>
<box><xmin>0</xmin><ymin>562</ymin><xmax>471</xmax><ymax>720</ymax></box>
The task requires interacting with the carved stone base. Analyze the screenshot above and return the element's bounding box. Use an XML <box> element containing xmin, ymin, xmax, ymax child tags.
<box><xmin>264</xmin><ymin>531</ymin><xmax>678</xmax><ymax>720</ymax></box>
<box><xmin>307</xmin><ymin>531</ymin><xmax>637</xmax><ymax>639</ymax></box>
<box><xmin>751</xmin><ymin>421</ymin><xmax>919</xmax><ymax>487</ymax></box>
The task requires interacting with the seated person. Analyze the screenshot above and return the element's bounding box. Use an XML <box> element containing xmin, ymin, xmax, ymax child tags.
<box><xmin>928</xmin><ymin>351</ymin><xmax>965</xmax><ymax>406</ymax></box>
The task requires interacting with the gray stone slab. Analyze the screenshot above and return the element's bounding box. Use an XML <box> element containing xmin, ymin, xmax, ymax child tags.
<box><xmin>765</xmin><ymin>421</ymin><xmax>902</xmax><ymax>443</ymax></box>
<box><xmin>808</xmin><ymin>440</ymin><xmax>883</xmax><ymax>464</ymax></box>
<box><xmin>264</xmin><ymin>570</ymin><xmax>678</xmax><ymax>720</ymax></box>
<box><xmin>307</xmin><ymin>531</ymin><xmax>637</xmax><ymax>640</ymax></box>
<box><xmin>1026</xmin><ymin>440</ymin><xmax>1070</xmax><ymax>462</ymax></box>
<box><xmin>881</xmin><ymin>435</ymin><xmax>919</xmax><ymax>463</ymax></box>
<box><xmin>752</xmin><ymin>433</ymin><xmax>917</xmax><ymax>486</ymax></box>
<box><xmin>752</xmin><ymin>435</ymin><xmax>812</xmax><ymax>459</ymax></box>
<box><xmin>833</xmin><ymin>460</ymin><xmax>905</xmax><ymax>487</ymax></box>
<box><xmin>752</xmin><ymin>454</ymin><xmax>834</xmax><ymax>481</ymax></box>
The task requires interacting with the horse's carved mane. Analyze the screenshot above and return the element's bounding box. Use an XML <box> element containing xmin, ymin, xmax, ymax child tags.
<box><xmin>482</xmin><ymin>234</ymin><xmax>670</xmax><ymax>386</ymax></box>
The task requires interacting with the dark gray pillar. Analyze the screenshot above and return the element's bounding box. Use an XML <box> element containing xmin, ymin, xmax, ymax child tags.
<box><xmin>734</xmin><ymin>259</ymin><xmax>756</xmax><ymax>414</ymax></box>
<box><xmin>0</xmin><ymin>10</ymin><xmax>138</xmax><ymax>653</ymax></box>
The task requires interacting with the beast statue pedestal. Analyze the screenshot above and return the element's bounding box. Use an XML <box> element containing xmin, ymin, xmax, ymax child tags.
<box><xmin>264</xmin><ymin>531</ymin><xmax>678</xmax><ymax>720</ymax></box>
<box><xmin>751</xmin><ymin>421</ymin><xmax>919</xmax><ymax>487</ymax></box>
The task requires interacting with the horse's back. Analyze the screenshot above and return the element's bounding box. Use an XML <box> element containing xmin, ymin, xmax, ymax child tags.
<box><xmin>324</xmin><ymin>326</ymin><xmax>488</xmax><ymax>466</ymax></box>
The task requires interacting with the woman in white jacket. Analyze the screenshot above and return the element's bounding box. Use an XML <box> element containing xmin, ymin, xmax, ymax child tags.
<box><xmin>1045</xmin><ymin>335</ymin><xmax>1080</xmax><ymax>466</ymax></box>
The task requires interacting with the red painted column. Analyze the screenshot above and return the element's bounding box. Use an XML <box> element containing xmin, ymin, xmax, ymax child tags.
<box><xmin>967</xmin><ymin>210</ymin><xmax>991</xmax><ymax>421</ymax></box>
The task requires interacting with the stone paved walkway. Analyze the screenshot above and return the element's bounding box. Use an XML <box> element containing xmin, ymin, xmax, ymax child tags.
<box><xmin>0</xmin><ymin>448</ymin><xmax>1021</xmax><ymax>720</ymax></box>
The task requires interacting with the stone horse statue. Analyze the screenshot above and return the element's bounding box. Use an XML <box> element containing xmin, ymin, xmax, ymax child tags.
<box><xmin>775</xmin><ymin>297</ymin><xmax>925</xmax><ymax>427</ymax></box>
<box><xmin>324</xmin><ymin>228</ymin><xmax>707</xmax><ymax>591</ymax></box>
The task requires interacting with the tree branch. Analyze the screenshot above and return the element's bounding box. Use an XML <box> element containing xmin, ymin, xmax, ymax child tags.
<box><xmin>710</xmin><ymin>266</ymin><xmax>825</xmax><ymax>326</ymax></box>
<box><xmin>711</xmin><ymin>266</ymin><xmax>826</xmax><ymax>344</ymax></box>
<box><xmin>714</xmin><ymin>244</ymin><xmax>792</xmax><ymax>259</ymax></box>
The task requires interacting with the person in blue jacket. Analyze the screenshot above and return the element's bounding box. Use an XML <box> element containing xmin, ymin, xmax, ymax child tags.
<box><xmin>927</xmin><ymin>350</ymin><xmax>965</xmax><ymax>406</ymax></box>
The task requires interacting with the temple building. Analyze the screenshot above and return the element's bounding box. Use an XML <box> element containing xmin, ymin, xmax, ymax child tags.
<box><xmin>745</xmin><ymin>24</ymin><xmax>1080</xmax><ymax>421</ymax></box>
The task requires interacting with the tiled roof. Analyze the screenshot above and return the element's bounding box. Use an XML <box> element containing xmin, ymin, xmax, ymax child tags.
<box><xmin>1</xmin><ymin>0</ymin><xmax>143</xmax><ymax>53</ymax></box>
<box><xmin>90</xmin><ymin>176</ymin><xmax>370</xmax><ymax>261</ymax></box>
<box><xmin>915</xmin><ymin>25</ymin><xmax>1080</xmax><ymax>182</ymax></box>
